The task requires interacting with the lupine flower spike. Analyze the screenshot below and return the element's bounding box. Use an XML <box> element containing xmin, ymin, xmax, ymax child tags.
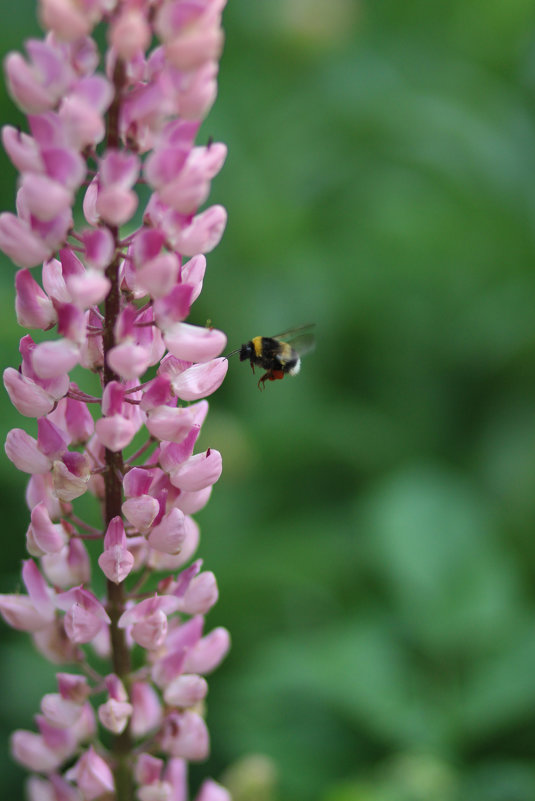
<box><xmin>0</xmin><ymin>1</ymin><xmax>232</xmax><ymax>799</ymax></box>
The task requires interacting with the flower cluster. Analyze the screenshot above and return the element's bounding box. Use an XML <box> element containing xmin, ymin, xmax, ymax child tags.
<box><xmin>0</xmin><ymin>1</ymin><xmax>232</xmax><ymax>799</ymax></box>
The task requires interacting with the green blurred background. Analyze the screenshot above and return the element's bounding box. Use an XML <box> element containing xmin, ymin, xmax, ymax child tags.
<box><xmin>3</xmin><ymin>1</ymin><xmax>535</xmax><ymax>799</ymax></box>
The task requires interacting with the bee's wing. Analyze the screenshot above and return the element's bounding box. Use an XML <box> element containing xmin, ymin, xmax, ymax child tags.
<box><xmin>272</xmin><ymin>323</ymin><xmax>316</xmax><ymax>358</ymax></box>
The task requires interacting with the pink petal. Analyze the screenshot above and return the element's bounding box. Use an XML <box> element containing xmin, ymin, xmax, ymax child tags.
<box><xmin>109</xmin><ymin>8</ymin><xmax>152</xmax><ymax>60</ymax></box>
<box><xmin>131</xmin><ymin>681</ymin><xmax>163</xmax><ymax>737</ymax></box>
<box><xmin>135</xmin><ymin>252</ymin><xmax>180</xmax><ymax>299</ymax></box>
<box><xmin>96</xmin><ymin>186</ymin><xmax>138</xmax><ymax>226</ymax></box>
<box><xmin>174</xmin><ymin>204</ymin><xmax>227</xmax><ymax>257</ymax></box>
<box><xmin>146</xmin><ymin>405</ymin><xmax>196</xmax><ymax>443</ymax></box>
<box><xmin>107</xmin><ymin>342</ymin><xmax>153</xmax><ymax>380</ymax></box>
<box><xmin>32</xmin><ymin>339</ymin><xmax>80</xmax><ymax>378</ymax></box>
<box><xmin>30</xmin><ymin>502</ymin><xmax>68</xmax><ymax>553</ymax></box>
<box><xmin>160</xmin><ymin>711</ymin><xmax>209</xmax><ymax>761</ymax></box>
<box><xmin>163</xmin><ymin>674</ymin><xmax>208</xmax><ymax>708</ymax></box>
<box><xmin>95</xmin><ymin>415</ymin><xmax>138</xmax><ymax>452</ymax></box>
<box><xmin>182</xmin><ymin>627</ymin><xmax>231</xmax><ymax>674</ymax></box>
<box><xmin>122</xmin><ymin>494</ymin><xmax>160</xmax><ymax>534</ymax></box>
<box><xmin>5</xmin><ymin>428</ymin><xmax>51</xmax><ymax>474</ymax></box>
<box><xmin>172</xmin><ymin>357</ymin><xmax>227</xmax><ymax>401</ymax></box>
<box><xmin>0</xmin><ymin>213</ymin><xmax>51</xmax><ymax>267</ymax></box>
<box><xmin>148</xmin><ymin>507</ymin><xmax>187</xmax><ymax>554</ymax></box>
<box><xmin>98</xmin><ymin>698</ymin><xmax>133</xmax><ymax>734</ymax></box>
<box><xmin>15</xmin><ymin>269</ymin><xmax>56</xmax><ymax>329</ymax></box>
<box><xmin>164</xmin><ymin>323</ymin><xmax>226</xmax><ymax>363</ymax></box>
<box><xmin>195</xmin><ymin>780</ymin><xmax>232</xmax><ymax>801</ymax></box>
<box><xmin>19</xmin><ymin>173</ymin><xmax>73</xmax><ymax>222</ymax></box>
<box><xmin>11</xmin><ymin>731</ymin><xmax>62</xmax><ymax>772</ymax></box>
<box><xmin>3</xmin><ymin>368</ymin><xmax>55</xmax><ymax>417</ymax></box>
<box><xmin>2</xmin><ymin>125</ymin><xmax>43</xmax><ymax>172</ymax></box>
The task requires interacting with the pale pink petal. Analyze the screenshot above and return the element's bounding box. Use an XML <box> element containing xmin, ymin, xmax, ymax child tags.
<box><xmin>182</xmin><ymin>627</ymin><xmax>231</xmax><ymax>674</ymax></box>
<box><xmin>95</xmin><ymin>415</ymin><xmax>137</xmax><ymax>452</ymax></box>
<box><xmin>0</xmin><ymin>213</ymin><xmax>51</xmax><ymax>267</ymax></box>
<box><xmin>11</xmin><ymin>730</ymin><xmax>62</xmax><ymax>772</ymax></box>
<box><xmin>174</xmin><ymin>204</ymin><xmax>227</xmax><ymax>257</ymax></box>
<box><xmin>32</xmin><ymin>339</ymin><xmax>80</xmax><ymax>379</ymax></box>
<box><xmin>98</xmin><ymin>698</ymin><xmax>133</xmax><ymax>734</ymax></box>
<box><xmin>3</xmin><ymin>368</ymin><xmax>55</xmax><ymax>417</ymax></box>
<box><xmin>122</xmin><ymin>495</ymin><xmax>160</xmax><ymax>534</ymax></box>
<box><xmin>5</xmin><ymin>428</ymin><xmax>51</xmax><ymax>474</ymax></box>
<box><xmin>148</xmin><ymin>508</ymin><xmax>186</xmax><ymax>554</ymax></box>
<box><xmin>19</xmin><ymin>173</ymin><xmax>72</xmax><ymax>222</ymax></box>
<box><xmin>107</xmin><ymin>342</ymin><xmax>153</xmax><ymax>380</ymax></box>
<box><xmin>195</xmin><ymin>780</ymin><xmax>232</xmax><ymax>801</ymax></box>
<box><xmin>164</xmin><ymin>323</ymin><xmax>226</xmax><ymax>363</ymax></box>
<box><xmin>146</xmin><ymin>405</ymin><xmax>196</xmax><ymax>443</ymax></box>
<box><xmin>160</xmin><ymin>711</ymin><xmax>209</xmax><ymax>761</ymax></box>
<box><xmin>169</xmin><ymin>449</ymin><xmax>222</xmax><ymax>492</ymax></box>
<box><xmin>15</xmin><ymin>269</ymin><xmax>56</xmax><ymax>329</ymax></box>
<box><xmin>172</xmin><ymin>357</ymin><xmax>227</xmax><ymax>401</ymax></box>
<box><xmin>163</xmin><ymin>674</ymin><xmax>208</xmax><ymax>708</ymax></box>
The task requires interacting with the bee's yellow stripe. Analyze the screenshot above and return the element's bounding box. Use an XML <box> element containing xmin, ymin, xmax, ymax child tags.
<box><xmin>252</xmin><ymin>336</ymin><xmax>263</xmax><ymax>357</ymax></box>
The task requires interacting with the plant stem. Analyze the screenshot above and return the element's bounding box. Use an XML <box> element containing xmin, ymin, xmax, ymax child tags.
<box><xmin>103</xmin><ymin>56</ymin><xmax>134</xmax><ymax>801</ymax></box>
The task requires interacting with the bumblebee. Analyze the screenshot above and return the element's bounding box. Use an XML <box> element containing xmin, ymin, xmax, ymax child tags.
<box><xmin>228</xmin><ymin>324</ymin><xmax>316</xmax><ymax>389</ymax></box>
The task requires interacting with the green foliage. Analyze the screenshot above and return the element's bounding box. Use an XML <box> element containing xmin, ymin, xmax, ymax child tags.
<box><xmin>2</xmin><ymin>0</ymin><xmax>535</xmax><ymax>799</ymax></box>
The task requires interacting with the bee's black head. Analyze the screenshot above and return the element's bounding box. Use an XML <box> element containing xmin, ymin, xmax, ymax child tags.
<box><xmin>239</xmin><ymin>342</ymin><xmax>253</xmax><ymax>362</ymax></box>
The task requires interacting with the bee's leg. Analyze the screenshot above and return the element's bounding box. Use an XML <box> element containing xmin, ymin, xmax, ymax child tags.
<box><xmin>257</xmin><ymin>370</ymin><xmax>284</xmax><ymax>390</ymax></box>
<box><xmin>250</xmin><ymin>362</ymin><xmax>255</xmax><ymax>374</ymax></box>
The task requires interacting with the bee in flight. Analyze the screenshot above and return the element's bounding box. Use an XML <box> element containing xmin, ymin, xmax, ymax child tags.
<box><xmin>228</xmin><ymin>324</ymin><xmax>316</xmax><ymax>389</ymax></box>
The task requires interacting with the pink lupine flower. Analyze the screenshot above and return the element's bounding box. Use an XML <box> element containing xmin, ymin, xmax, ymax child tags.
<box><xmin>55</xmin><ymin>586</ymin><xmax>110</xmax><ymax>644</ymax></box>
<box><xmin>29</xmin><ymin>501</ymin><xmax>69</xmax><ymax>553</ymax></box>
<box><xmin>0</xmin><ymin>213</ymin><xmax>52</xmax><ymax>267</ymax></box>
<box><xmin>10</xmin><ymin>730</ymin><xmax>63</xmax><ymax>773</ymax></box>
<box><xmin>98</xmin><ymin>674</ymin><xmax>133</xmax><ymax>734</ymax></box>
<box><xmin>98</xmin><ymin>515</ymin><xmax>134</xmax><ymax>584</ymax></box>
<box><xmin>196</xmin><ymin>779</ymin><xmax>232</xmax><ymax>801</ymax></box>
<box><xmin>182</xmin><ymin>626</ymin><xmax>231</xmax><ymax>675</ymax></box>
<box><xmin>15</xmin><ymin>268</ymin><xmax>56</xmax><ymax>329</ymax></box>
<box><xmin>160</xmin><ymin>710</ymin><xmax>210</xmax><ymax>761</ymax></box>
<box><xmin>163</xmin><ymin>673</ymin><xmax>208</xmax><ymax>708</ymax></box>
<box><xmin>5</xmin><ymin>428</ymin><xmax>52</xmax><ymax>474</ymax></box>
<box><xmin>3</xmin><ymin>367</ymin><xmax>57</xmax><ymax>418</ymax></box>
<box><xmin>65</xmin><ymin>746</ymin><xmax>115</xmax><ymax>800</ymax></box>
<box><xmin>119</xmin><ymin>594</ymin><xmax>181</xmax><ymax>650</ymax></box>
<box><xmin>1</xmin><ymin>0</ymin><xmax>232</xmax><ymax>796</ymax></box>
<box><xmin>131</xmin><ymin>680</ymin><xmax>163</xmax><ymax>738</ymax></box>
